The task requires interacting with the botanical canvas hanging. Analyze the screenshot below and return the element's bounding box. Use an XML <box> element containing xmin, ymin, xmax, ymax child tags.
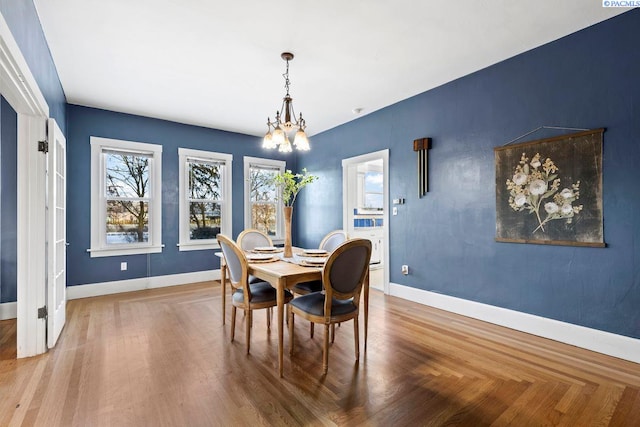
<box><xmin>494</xmin><ymin>129</ymin><xmax>604</xmax><ymax>247</ymax></box>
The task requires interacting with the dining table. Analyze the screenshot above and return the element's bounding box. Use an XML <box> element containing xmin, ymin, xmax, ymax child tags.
<box><xmin>216</xmin><ymin>249</ymin><xmax>370</xmax><ymax>377</ymax></box>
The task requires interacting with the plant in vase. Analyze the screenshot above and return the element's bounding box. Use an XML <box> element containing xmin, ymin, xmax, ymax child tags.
<box><xmin>270</xmin><ymin>168</ymin><xmax>318</xmax><ymax>257</ymax></box>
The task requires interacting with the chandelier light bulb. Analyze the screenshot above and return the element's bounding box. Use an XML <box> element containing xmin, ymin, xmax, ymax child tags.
<box><xmin>293</xmin><ymin>129</ymin><xmax>310</xmax><ymax>151</ymax></box>
<box><xmin>278</xmin><ymin>135</ymin><xmax>293</xmax><ymax>153</ymax></box>
<box><xmin>262</xmin><ymin>131</ymin><xmax>275</xmax><ymax>149</ymax></box>
<box><xmin>272</xmin><ymin>125</ymin><xmax>285</xmax><ymax>146</ymax></box>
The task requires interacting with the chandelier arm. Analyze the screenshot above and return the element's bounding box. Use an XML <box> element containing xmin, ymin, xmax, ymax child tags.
<box><xmin>288</xmin><ymin>101</ymin><xmax>298</xmax><ymax>127</ymax></box>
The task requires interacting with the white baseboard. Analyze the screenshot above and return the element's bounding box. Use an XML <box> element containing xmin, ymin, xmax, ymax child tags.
<box><xmin>67</xmin><ymin>269</ymin><xmax>221</xmax><ymax>300</ymax></box>
<box><xmin>389</xmin><ymin>282</ymin><xmax>640</xmax><ymax>365</ymax></box>
<box><xmin>0</xmin><ymin>301</ymin><xmax>17</xmax><ymax>320</ymax></box>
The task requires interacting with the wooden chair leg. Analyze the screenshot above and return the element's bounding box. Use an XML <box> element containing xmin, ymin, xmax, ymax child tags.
<box><xmin>353</xmin><ymin>316</ymin><xmax>360</xmax><ymax>362</ymax></box>
<box><xmin>245</xmin><ymin>310</ymin><xmax>251</xmax><ymax>354</ymax></box>
<box><xmin>231</xmin><ymin>306</ymin><xmax>237</xmax><ymax>342</ymax></box>
<box><xmin>266</xmin><ymin>308</ymin><xmax>271</xmax><ymax>330</ymax></box>
<box><xmin>331</xmin><ymin>324</ymin><xmax>336</xmax><ymax>343</ymax></box>
<box><xmin>323</xmin><ymin>324</ymin><xmax>330</xmax><ymax>375</ymax></box>
<box><xmin>310</xmin><ymin>322</ymin><xmax>314</xmax><ymax>338</ymax></box>
<box><xmin>289</xmin><ymin>309</ymin><xmax>295</xmax><ymax>356</ymax></box>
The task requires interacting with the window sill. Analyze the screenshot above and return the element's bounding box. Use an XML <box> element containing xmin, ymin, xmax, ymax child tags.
<box><xmin>87</xmin><ymin>245</ymin><xmax>164</xmax><ymax>258</ymax></box>
<box><xmin>177</xmin><ymin>241</ymin><xmax>220</xmax><ymax>252</ymax></box>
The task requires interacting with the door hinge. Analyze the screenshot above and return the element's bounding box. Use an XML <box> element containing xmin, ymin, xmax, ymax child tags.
<box><xmin>38</xmin><ymin>140</ymin><xmax>49</xmax><ymax>153</ymax></box>
<box><xmin>38</xmin><ymin>306</ymin><xmax>48</xmax><ymax>319</ymax></box>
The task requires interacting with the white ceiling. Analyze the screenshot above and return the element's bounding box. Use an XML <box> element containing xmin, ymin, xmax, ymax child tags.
<box><xmin>33</xmin><ymin>1</ymin><xmax>625</xmax><ymax>137</ymax></box>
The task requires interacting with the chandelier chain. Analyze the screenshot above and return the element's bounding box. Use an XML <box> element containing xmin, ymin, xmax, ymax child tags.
<box><xmin>282</xmin><ymin>58</ymin><xmax>291</xmax><ymax>95</ymax></box>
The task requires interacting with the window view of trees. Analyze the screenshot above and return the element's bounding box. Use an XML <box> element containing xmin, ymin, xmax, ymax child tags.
<box><xmin>250</xmin><ymin>167</ymin><xmax>279</xmax><ymax>236</ymax></box>
<box><xmin>188</xmin><ymin>160</ymin><xmax>222</xmax><ymax>240</ymax></box>
<box><xmin>105</xmin><ymin>152</ymin><xmax>150</xmax><ymax>244</ymax></box>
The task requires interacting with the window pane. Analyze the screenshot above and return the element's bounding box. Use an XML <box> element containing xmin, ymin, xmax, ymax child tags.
<box><xmin>251</xmin><ymin>202</ymin><xmax>277</xmax><ymax>236</ymax></box>
<box><xmin>106</xmin><ymin>200</ymin><xmax>149</xmax><ymax>244</ymax></box>
<box><xmin>250</xmin><ymin>168</ymin><xmax>278</xmax><ymax>202</ymax></box>
<box><xmin>364</xmin><ymin>171</ymin><xmax>383</xmax><ymax>209</ymax></box>
<box><xmin>189</xmin><ymin>202</ymin><xmax>221</xmax><ymax>240</ymax></box>
<box><xmin>189</xmin><ymin>161</ymin><xmax>221</xmax><ymax>201</ymax></box>
<box><xmin>365</xmin><ymin>193</ymin><xmax>383</xmax><ymax>209</ymax></box>
<box><xmin>105</xmin><ymin>152</ymin><xmax>150</xmax><ymax>198</ymax></box>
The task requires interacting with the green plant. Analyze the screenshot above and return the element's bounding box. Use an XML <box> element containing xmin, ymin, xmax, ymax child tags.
<box><xmin>271</xmin><ymin>168</ymin><xmax>318</xmax><ymax>206</ymax></box>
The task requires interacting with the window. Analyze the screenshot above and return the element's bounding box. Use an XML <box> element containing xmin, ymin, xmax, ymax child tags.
<box><xmin>244</xmin><ymin>157</ymin><xmax>285</xmax><ymax>242</ymax></box>
<box><xmin>90</xmin><ymin>137</ymin><xmax>163</xmax><ymax>257</ymax></box>
<box><xmin>364</xmin><ymin>171</ymin><xmax>384</xmax><ymax>209</ymax></box>
<box><xmin>178</xmin><ymin>148</ymin><xmax>232</xmax><ymax>251</ymax></box>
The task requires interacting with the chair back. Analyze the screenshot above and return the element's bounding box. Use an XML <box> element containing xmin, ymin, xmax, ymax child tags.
<box><xmin>323</xmin><ymin>238</ymin><xmax>371</xmax><ymax>304</ymax></box>
<box><xmin>217</xmin><ymin>234</ymin><xmax>250</xmax><ymax>296</ymax></box>
<box><xmin>319</xmin><ymin>230</ymin><xmax>348</xmax><ymax>253</ymax></box>
<box><xmin>237</xmin><ymin>229</ymin><xmax>273</xmax><ymax>251</ymax></box>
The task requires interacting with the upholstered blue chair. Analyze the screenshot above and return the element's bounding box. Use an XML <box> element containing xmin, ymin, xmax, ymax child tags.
<box><xmin>217</xmin><ymin>234</ymin><xmax>293</xmax><ymax>354</ymax></box>
<box><xmin>288</xmin><ymin>238</ymin><xmax>371</xmax><ymax>375</ymax></box>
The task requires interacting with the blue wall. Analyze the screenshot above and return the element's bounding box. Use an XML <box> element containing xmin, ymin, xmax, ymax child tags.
<box><xmin>0</xmin><ymin>96</ymin><xmax>17</xmax><ymax>303</ymax></box>
<box><xmin>66</xmin><ymin>105</ymin><xmax>294</xmax><ymax>286</ymax></box>
<box><xmin>0</xmin><ymin>0</ymin><xmax>66</xmax><ymax>133</ymax></box>
<box><xmin>296</xmin><ymin>10</ymin><xmax>640</xmax><ymax>339</ymax></box>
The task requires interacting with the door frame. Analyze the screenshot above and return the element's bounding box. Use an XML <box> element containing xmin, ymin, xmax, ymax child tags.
<box><xmin>342</xmin><ymin>149</ymin><xmax>390</xmax><ymax>294</ymax></box>
<box><xmin>1</xmin><ymin>12</ymin><xmax>51</xmax><ymax>357</ymax></box>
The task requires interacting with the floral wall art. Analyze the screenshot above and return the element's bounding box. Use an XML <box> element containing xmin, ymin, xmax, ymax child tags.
<box><xmin>494</xmin><ymin>129</ymin><xmax>604</xmax><ymax>247</ymax></box>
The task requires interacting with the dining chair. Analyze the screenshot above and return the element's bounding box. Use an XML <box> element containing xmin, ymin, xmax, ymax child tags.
<box><xmin>217</xmin><ymin>234</ymin><xmax>293</xmax><ymax>354</ymax></box>
<box><xmin>293</xmin><ymin>230</ymin><xmax>348</xmax><ymax>338</ymax></box>
<box><xmin>292</xmin><ymin>230</ymin><xmax>347</xmax><ymax>295</ymax></box>
<box><xmin>288</xmin><ymin>238</ymin><xmax>371</xmax><ymax>375</ymax></box>
<box><xmin>237</xmin><ymin>228</ymin><xmax>273</xmax><ymax>251</ymax></box>
<box><xmin>237</xmin><ymin>228</ymin><xmax>274</xmax><ymax>285</ymax></box>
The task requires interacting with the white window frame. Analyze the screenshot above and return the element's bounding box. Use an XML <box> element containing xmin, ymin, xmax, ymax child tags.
<box><xmin>243</xmin><ymin>156</ymin><xmax>285</xmax><ymax>244</ymax></box>
<box><xmin>178</xmin><ymin>148</ymin><xmax>232</xmax><ymax>251</ymax></box>
<box><xmin>89</xmin><ymin>136</ymin><xmax>163</xmax><ymax>257</ymax></box>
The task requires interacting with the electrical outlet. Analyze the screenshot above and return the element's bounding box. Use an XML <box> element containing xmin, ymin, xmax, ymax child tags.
<box><xmin>120</xmin><ymin>262</ymin><xmax>127</xmax><ymax>271</ymax></box>
<box><xmin>393</xmin><ymin>207</ymin><xmax>398</xmax><ymax>216</ymax></box>
<box><xmin>401</xmin><ymin>264</ymin><xmax>409</xmax><ymax>275</ymax></box>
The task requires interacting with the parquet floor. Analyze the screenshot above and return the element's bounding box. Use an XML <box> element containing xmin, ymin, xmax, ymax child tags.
<box><xmin>1</xmin><ymin>281</ymin><xmax>639</xmax><ymax>426</ymax></box>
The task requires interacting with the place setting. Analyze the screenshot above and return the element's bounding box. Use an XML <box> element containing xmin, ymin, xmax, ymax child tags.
<box><xmin>301</xmin><ymin>248</ymin><xmax>328</xmax><ymax>257</ymax></box>
<box><xmin>245</xmin><ymin>253</ymin><xmax>279</xmax><ymax>263</ymax></box>
<box><xmin>296</xmin><ymin>248</ymin><xmax>329</xmax><ymax>267</ymax></box>
<box><xmin>252</xmin><ymin>246</ymin><xmax>283</xmax><ymax>254</ymax></box>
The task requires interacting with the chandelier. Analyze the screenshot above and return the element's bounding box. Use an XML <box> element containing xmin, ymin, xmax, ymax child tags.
<box><xmin>262</xmin><ymin>52</ymin><xmax>310</xmax><ymax>152</ymax></box>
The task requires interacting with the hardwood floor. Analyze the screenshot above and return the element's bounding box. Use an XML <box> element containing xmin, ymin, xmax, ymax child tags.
<box><xmin>1</xmin><ymin>282</ymin><xmax>639</xmax><ymax>426</ymax></box>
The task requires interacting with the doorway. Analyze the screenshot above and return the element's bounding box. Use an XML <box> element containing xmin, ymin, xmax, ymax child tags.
<box><xmin>342</xmin><ymin>150</ymin><xmax>389</xmax><ymax>293</ymax></box>
<box><xmin>1</xmin><ymin>13</ymin><xmax>57</xmax><ymax>357</ymax></box>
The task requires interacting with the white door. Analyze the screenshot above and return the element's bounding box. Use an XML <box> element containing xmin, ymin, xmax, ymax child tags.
<box><xmin>47</xmin><ymin>118</ymin><xmax>66</xmax><ymax>348</ymax></box>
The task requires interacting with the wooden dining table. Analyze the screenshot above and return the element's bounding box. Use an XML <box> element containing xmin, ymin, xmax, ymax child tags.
<box><xmin>217</xmin><ymin>251</ymin><xmax>370</xmax><ymax>377</ymax></box>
